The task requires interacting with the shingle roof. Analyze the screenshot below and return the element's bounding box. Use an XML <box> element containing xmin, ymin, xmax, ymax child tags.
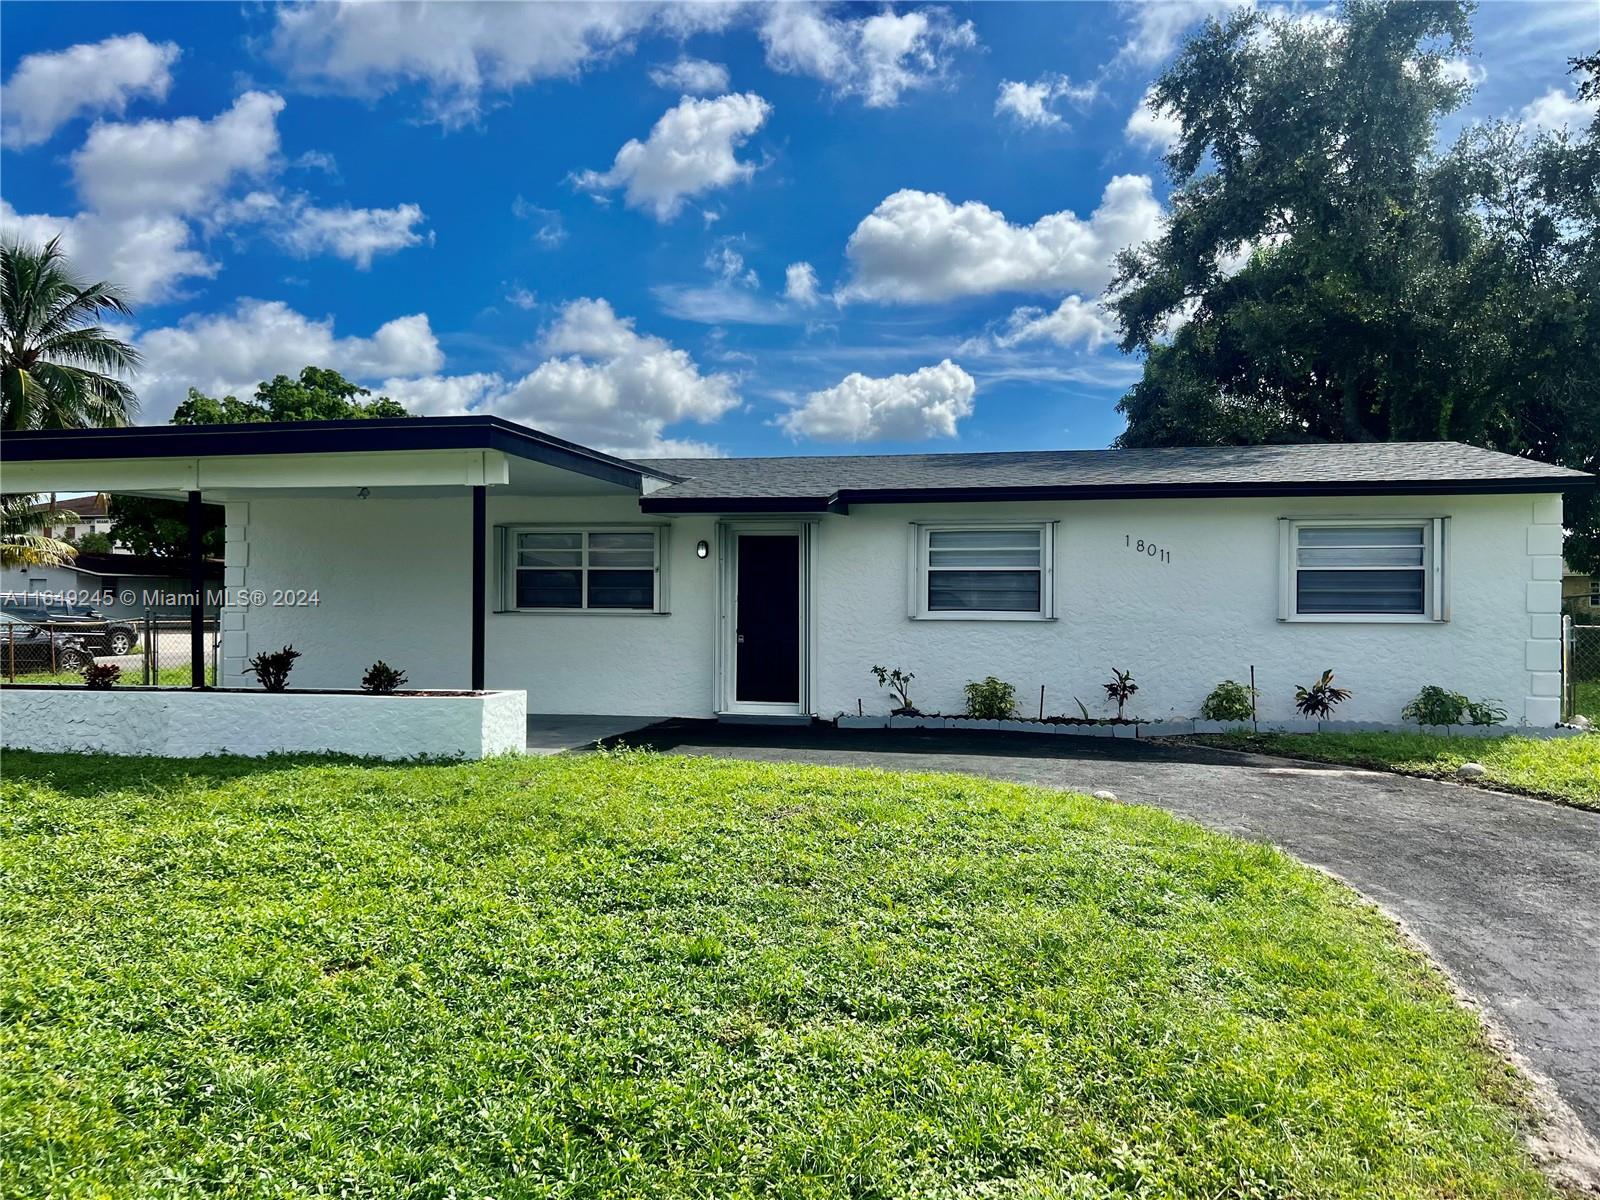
<box><xmin>638</xmin><ymin>441</ymin><xmax>1593</xmax><ymax>512</ymax></box>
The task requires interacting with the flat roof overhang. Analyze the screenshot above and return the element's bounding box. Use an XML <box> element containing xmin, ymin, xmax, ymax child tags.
<box><xmin>639</xmin><ymin>475</ymin><xmax>1594</xmax><ymax>513</ymax></box>
<box><xmin>1</xmin><ymin>416</ymin><xmax>680</xmax><ymax>499</ymax></box>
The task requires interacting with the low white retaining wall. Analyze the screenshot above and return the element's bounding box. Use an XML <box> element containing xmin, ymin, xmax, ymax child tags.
<box><xmin>0</xmin><ymin>687</ymin><xmax>527</xmax><ymax>760</ymax></box>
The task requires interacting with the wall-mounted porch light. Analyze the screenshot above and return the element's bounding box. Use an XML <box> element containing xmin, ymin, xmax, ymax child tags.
<box><xmin>357</xmin><ymin>487</ymin><xmax>370</xmax><ymax>499</ymax></box>
<box><xmin>696</xmin><ymin>539</ymin><xmax>710</xmax><ymax>559</ymax></box>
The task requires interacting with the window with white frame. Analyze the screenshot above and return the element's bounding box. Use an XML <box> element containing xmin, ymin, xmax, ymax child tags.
<box><xmin>1589</xmin><ymin>580</ymin><xmax>1599</xmax><ymax>607</ymax></box>
<box><xmin>506</xmin><ymin>528</ymin><xmax>663</xmax><ymax>611</ymax></box>
<box><xmin>1283</xmin><ymin>519</ymin><xmax>1443</xmax><ymax>620</ymax></box>
<box><xmin>912</xmin><ymin>523</ymin><xmax>1053</xmax><ymax>618</ymax></box>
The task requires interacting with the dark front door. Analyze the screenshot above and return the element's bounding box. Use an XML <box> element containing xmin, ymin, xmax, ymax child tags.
<box><xmin>735</xmin><ymin>533</ymin><xmax>800</xmax><ymax>705</ymax></box>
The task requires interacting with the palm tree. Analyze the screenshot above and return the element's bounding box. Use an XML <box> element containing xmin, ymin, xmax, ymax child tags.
<box><xmin>2</xmin><ymin>235</ymin><xmax>140</xmax><ymax>431</ymax></box>
<box><xmin>0</xmin><ymin>495</ymin><xmax>76</xmax><ymax>568</ymax></box>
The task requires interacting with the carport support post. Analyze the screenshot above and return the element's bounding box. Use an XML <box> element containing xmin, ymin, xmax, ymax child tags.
<box><xmin>188</xmin><ymin>490</ymin><xmax>205</xmax><ymax>688</ymax></box>
<box><xmin>471</xmin><ymin>484</ymin><xmax>486</xmax><ymax>691</ymax></box>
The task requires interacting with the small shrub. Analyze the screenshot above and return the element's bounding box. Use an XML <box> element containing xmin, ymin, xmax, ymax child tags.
<box><xmin>1294</xmin><ymin>669</ymin><xmax>1351</xmax><ymax>719</ymax></box>
<box><xmin>1102</xmin><ymin>668</ymin><xmax>1138</xmax><ymax>721</ymax></box>
<box><xmin>81</xmin><ymin>662</ymin><xmax>121</xmax><ymax>689</ymax></box>
<box><xmin>1401</xmin><ymin>685</ymin><xmax>1469</xmax><ymax>728</ymax></box>
<box><xmin>362</xmin><ymin>661</ymin><xmax>409</xmax><ymax>694</ymax></box>
<box><xmin>964</xmin><ymin>676</ymin><xmax>1017</xmax><ymax>720</ymax></box>
<box><xmin>870</xmin><ymin>664</ymin><xmax>917</xmax><ymax>715</ymax></box>
<box><xmin>1466</xmin><ymin>698</ymin><xmax>1507</xmax><ymax>726</ymax></box>
<box><xmin>245</xmin><ymin>645</ymin><xmax>301</xmax><ymax>692</ymax></box>
<box><xmin>1200</xmin><ymin>679</ymin><xmax>1257</xmax><ymax>723</ymax></box>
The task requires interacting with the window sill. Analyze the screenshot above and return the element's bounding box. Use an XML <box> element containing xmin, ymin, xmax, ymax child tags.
<box><xmin>911</xmin><ymin>612</ymin><xmax>1057</xmax><ymax>622</ymax></box>
<box><xmin>493</xmin><ymin>609</ymin><xmax>671</xmax><ymax>617</ymax></box>
<box><xmin>1279</xmin><ymin>614</ymin><xmax>1444</xmax><ymax>625</ymax></box>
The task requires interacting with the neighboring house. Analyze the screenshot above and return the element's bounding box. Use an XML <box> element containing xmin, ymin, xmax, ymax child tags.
<box><xmin>31</xmin><ymin>493</ymin><xmax>116</xmax><ymax>544</ymax></box>
<box><xmin>2</xmin><ymin>418</ymin><xmax>1593</xmax><ymax>726</ymax></box>
<box><xmin>0</xmin><ymin>552</ymin><xmax>223</xmax><ymax>620</ymax></box>
<box><xmin>1562</xmin><ymin>562</ymin><xmax>1598</xmax><ymax>623</ymax></box>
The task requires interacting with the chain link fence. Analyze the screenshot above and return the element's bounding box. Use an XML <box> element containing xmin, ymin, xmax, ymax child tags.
<box><xmin>1566</xmin><ymin>617</ymin><xmax>1599</xmax><ymax>722</ymax></box>
<box><xmin>1</xmin><ymin>612</ymin><xmax>218</xmax><ymax>687</ymax></box>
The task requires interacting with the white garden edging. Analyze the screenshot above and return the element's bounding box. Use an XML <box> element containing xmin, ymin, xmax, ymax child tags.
<box><xmin>833</xmin><ymin>712</ymin><xmax>1587</xmax><ymax>740</ymax></box>
<box><xmin>0</xmin><ymin>687</ymin><xmax>527</xmax><ymax>760</ymax></box>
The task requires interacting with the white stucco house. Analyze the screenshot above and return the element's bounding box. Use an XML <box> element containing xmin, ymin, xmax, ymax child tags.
<box><xmin>2</xmin><ymin>417</ymin><xmax>1591</xmax><ymax>732</ymax></box>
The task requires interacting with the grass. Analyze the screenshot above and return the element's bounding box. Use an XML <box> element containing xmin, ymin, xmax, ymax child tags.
<box><xmin>1194</xmin><ymin>730</ymin><xmax>1600</xmax><ymax>809</ymax></box>
<box><xmin>0</xmin><ymin>750</ymin><xmax>1558</xmax><ymax>1199</ymax></box>
<box><xmin>2</xmin><ymin>664</ymin><xmax>215</xmax><ymax>687</ymax></box>
<box><xmin>1575</xmin><ymin>679</ymin><xmax>1599</xmax><ymax>721</ymax></box>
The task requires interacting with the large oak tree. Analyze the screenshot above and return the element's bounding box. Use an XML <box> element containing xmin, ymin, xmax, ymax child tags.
<box><xmin>1111</xmin><ymin>2</ymin><xmax>1599</xmax><ymax>569</ymax></box>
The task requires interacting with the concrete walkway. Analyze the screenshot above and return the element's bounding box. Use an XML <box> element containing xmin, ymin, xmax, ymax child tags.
<box><xmin>525</xmin><ymin>714</ymin><xmax>666</xmax><ymax>756</ymax></box>
<box><xmin>608</xmin><ymin>720</ymin><xmax>1600</xmax><ymax>1137</ymax></box>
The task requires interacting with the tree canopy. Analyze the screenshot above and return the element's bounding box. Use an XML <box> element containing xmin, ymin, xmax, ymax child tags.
<box><xmin>110</xmin><ymin>368</ymin><xmax>412</xmax><ymax>559</ymax></box>
<box><xmin>1111</xmin><ymin>0</ymin><xmax>1599</xmax><ymax>569</ymax></box>
<box><xmin>171</xmin><ymin>367</ymin><xmax>409</xmax><ymax>425</ymax></box>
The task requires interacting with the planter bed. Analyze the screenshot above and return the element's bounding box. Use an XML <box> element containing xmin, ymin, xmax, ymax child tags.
<box><xmin>833</xmin><ymin>712</ymin><xmax>1582</xmax><ymax>740</ymax></box>
<box><xmin>0</xmin><ymin>685</ymin><xmax>527</xmax><ymax>760</ymax></box>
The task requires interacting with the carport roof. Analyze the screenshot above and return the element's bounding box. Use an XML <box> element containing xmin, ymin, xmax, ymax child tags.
<box><xmin>0</xmin><ymin>415</ymin><xmax>682</xmax><ymax>492</ymax></box>
<box><xmin>638</xmin><ymin>440</ymin><xmax>1595</xmax><ymax>512</ymax></box>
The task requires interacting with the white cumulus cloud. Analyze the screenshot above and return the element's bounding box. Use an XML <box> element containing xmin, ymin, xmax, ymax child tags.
<box><xmin>842</xmin><ymin>175</ymin><xmax>1163</xmax><ymax>303</ymax></box>
<box><xmin>1116</xmin><ymin>0</ymin><xmax>1249</xmax><ymax>66</ymax></box>
<box><xmin>388</xmin><ymin>299</ymin><xmax>738</xmax><ymax>458</ymax></box>
<box><xmin>0</xmin><ymin>199</ymin><xmax>213</xmax><ymax>305</ymax></box>
<box><xmin>1</xmin><ymin>33</ymin><xmax>180</xmax><ymax>149</ymax></box>
<box><xmin>71</xmin><ymin>90</ymin><xmax>285</xmax><ymax>216</ymax></box>
<box><xmin>130</xmin><ymin>300</ymin><xmax>444</xmax><ymax>421</ymax></box>
<box><xmin>784</xmin><ymin>261</ymin><xmax>821</xmax><ymax>306</ymax></box>
<box><xmin>575</xmin><ymin>92</ymin><xmax>770</xmax><ymax>220</ymax></box>
<box><xmin>1126</xmin><ymin>85</ymin><xmax>1183</xmax><ymax>151</ymax></box>
<box><xmin>649</xmin><ymin>56</ymin><xmax>730</xmax><ymax>94</ymax></box>
<box><xmin>759</xmin><ymin>4</ymin><xmax>977</xmax><ymax>108</ymax></box>
<box><xmin>5</xmin><ymin>89</ymin><xmax>426</xmax><ymax>301</ymax></box>
<box><xmin>211</xmin><ymin>191</ymin><xmax>430</xmax><ymax>268</ymax></box>
<box><xmin>993</xmin><ymin>296</ymin><xmax>1118</xmax><ymax>351</ymax></box>
<box><xmin>995</xmin><ymin>74</ymin><xmax>1097</xmax><ymax>128</ymax></box>
<box><xmin>269</xmin><ymin>1</ymin><xmax>733</xmax><ymax>128</ymax></box>
<box><xmin>1520</xmin><ymin>86</ymin><xmax>1597</xmax><ymax>132</ymax></box>
<box><xmin>779</xmin><ymin>359</ymin><xmax>975</xmax><ymax>442</ymax></box>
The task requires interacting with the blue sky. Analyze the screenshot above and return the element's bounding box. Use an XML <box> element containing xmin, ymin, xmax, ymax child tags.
<box><xmin>2</xmin><ymin>1</ymin><xmax>1595</xmax><ymax>458</ymax></box>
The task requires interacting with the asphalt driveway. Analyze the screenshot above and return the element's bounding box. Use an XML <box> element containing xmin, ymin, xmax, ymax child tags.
<box><xmin>609</xmin><ymin>720</ymin><xmax>1600</xmax><ymax>1137</ymax></box>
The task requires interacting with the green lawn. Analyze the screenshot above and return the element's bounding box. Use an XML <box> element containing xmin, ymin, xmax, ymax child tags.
<box><xmin>0</xmin><ymin>751</ymin><xmax>1558</xmax><ymax>1198</ymax></box>
<box><xmin>1575</xmin><ymin>679</ymin><xmax>1599</xmax><ymax>721</ymax></box>
<box><xmin>4</xmin><ymin>663</ymin><xmax>214</xmax><ymax>687</ymax></box>
<box><xmin>1195</xmin><ymin>731</ymin><xmax>1600</xmax><ymax>809</ymax></box>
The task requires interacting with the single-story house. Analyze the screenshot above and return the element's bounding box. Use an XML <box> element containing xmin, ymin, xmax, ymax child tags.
<box><xmin>2</xmin><ymin>417</ymin><xmax>1592</xmax><ymax>728</ymax></box>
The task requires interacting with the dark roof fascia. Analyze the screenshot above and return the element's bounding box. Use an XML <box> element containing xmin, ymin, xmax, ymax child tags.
<box><xmin>1</xmin><ymin>417</ymin><xmax>684</xmax><ymax>492</ymax></box>
<box><xmin>639</xmin><ymin>474</ymin><xmax>1593</xmax><ymax>513</ymax></box>
<box><xmin>640</xmin><ymin>494</ymin><xmax>851</xmax><ymax>515</ymax></box>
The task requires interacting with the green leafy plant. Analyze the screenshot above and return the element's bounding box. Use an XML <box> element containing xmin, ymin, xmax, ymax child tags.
<box><xmin>1103</xmin><ymin>668</ymin><xmax>1138</xmax><ymax>721</ymax></box>
<box><xmin>81</xmin><ymin>662</ymin><xmax>120</xmax><ymax>689</ymax></box>
<box><xmin>361</xmin><ymin>661</ymin><xmax>408</xmax><ymax>695</ymax></box>
<box><xmin>245</xmin><ymin>645</ymin><xmax>301</xmax><ymax>692</ymax></box>
<box><xmin>1401</xmin><ymin>686</ymin><xmax>1469</xmax><ymax>728</ymax></box>
<box><xmin>1466</xmin><ymin>698</ymin><xmax>1507</xmax><ymax>727</ymax></box>
<box><xmin>1200</xmin><ymin>680</ymin><xmax>1257</xmax><ymax>723</ymax></box>
<box><xmin>1073</xmin><ymin>697</ymin><xmax>1091</xmax><ymax>720</ymax></box>
<box><xmin>1294</xmin><ymin>670</ymin><xmax>1352</xmax><ymax>719</ymax></box>
<box><xmin>963</xmin><ymin>676</ymin><xmax>1017</xmax><ymax>720</ymax></box>
<box><xmin>870</xmin><ymin>665</ymin><xmax>917</xmax><ymax>715</ymax></box>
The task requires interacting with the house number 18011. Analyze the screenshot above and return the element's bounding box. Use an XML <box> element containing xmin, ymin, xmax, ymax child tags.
<box><xmin>1126</xmin><ymin>535</ymin><xmax>1172</xmax><ymax>563</ymax></box>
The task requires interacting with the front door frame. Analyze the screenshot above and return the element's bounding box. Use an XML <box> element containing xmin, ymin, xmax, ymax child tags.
<box><xmin>715</xmin><ymin>520</ymin><xmax>815</xmax><ymax>716</ymax></box>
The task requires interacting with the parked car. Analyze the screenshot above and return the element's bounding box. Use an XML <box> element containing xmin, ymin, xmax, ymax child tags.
<box><xmin>0</xmin><ymin>612</ymin><xmax>93</xmax><ymax>674</ymax></box>
<box><xmin>0</xmin><ymin>597</ymin><xmax>137</xmax><ymax>655</ymax></box>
